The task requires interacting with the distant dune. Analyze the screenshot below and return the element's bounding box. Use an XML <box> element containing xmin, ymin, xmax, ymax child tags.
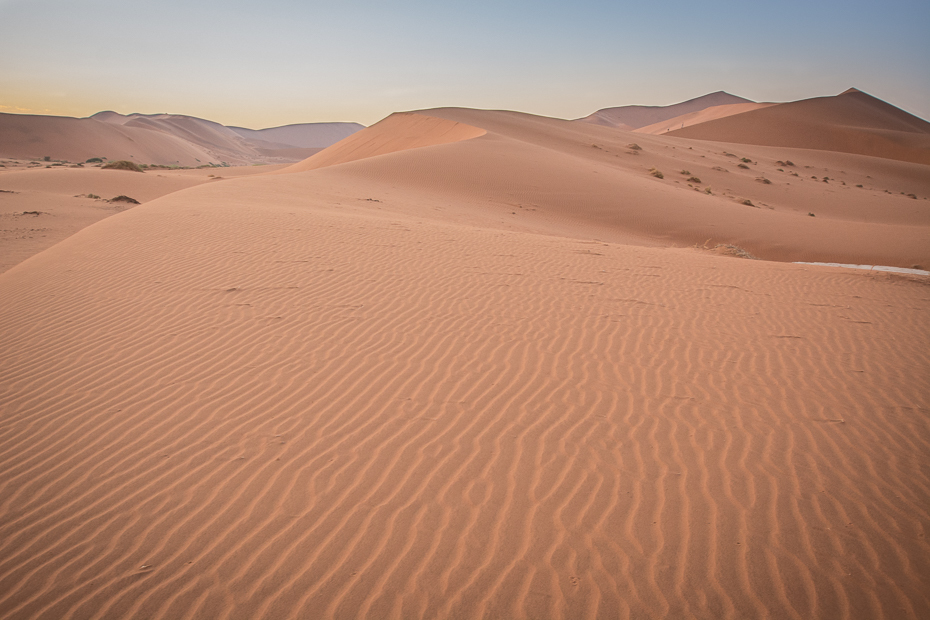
<box><xmin>669</xmin><ymin>89</ymin><xmax>930</xmax><ymax>164</ymax></box>
<box><xmin>228</xmin><ymin>122</ymin><xmax>365</xmax><ymax>149</ymax></box>
<box><xmin>0</xmin><ymin>111</ymin><xmax>364</xmax><ymax>166</ymax></box>
<box><xmin>577</xmin><ymin>91</ymin><xmax>753</xmax><ymax>129</ymax></box>
<box><xmin>634</xmin><ymin>102</ymin><xmax>777</xmax><ymax>135</ymax></box>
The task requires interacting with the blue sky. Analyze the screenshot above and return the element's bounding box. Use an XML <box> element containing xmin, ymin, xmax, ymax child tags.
<box><xmin>1</xmin><ymin>0</ymin><xmax>927</xmax><ymax>127</ymax></box>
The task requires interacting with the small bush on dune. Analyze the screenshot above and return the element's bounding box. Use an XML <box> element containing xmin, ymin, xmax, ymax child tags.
<box><xmin>687</xmin><ymin>176</ymin><xmax>701</xmax><ymax>183</ymax></box>
<box><xmin>85</xmin><ymin>157</ymin><xmax>104</xmax><ymax>164</ymax></box>
<box><xmin>627</xmin><ymin>143</ymin><xmax>642</xmax><ymax>151</ymax></box>
<box><xmin>737</xmin><ymin>163</ymin><xmax>750</xmax><ymax>169</ymax></box>
<box><xmin>110</xmin><ymin>195</ymin><xmax>141</xmax><ymax>204</ymax></box>
<box><xmin>102</xmin><ymin>160</ymin><xmax>144</xmax><ymax>172</ymax></box>
<box><xmin>649</xmin><ymin>167</ymin><xmax>664</xmax><ymax>179</ymax></box>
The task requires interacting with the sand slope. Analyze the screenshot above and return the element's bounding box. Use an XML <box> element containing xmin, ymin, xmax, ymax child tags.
<box><xmin>0</xmin><ymin>168</ymin><xmax>928</xmax><ymax>619</ymax></box>
<box><xmin>577</xmin><ymin>91</ymin><xmax>753</xmax><ymax>129</ymax></box>
<box><xmin>280</xmin><ymin>113</ymin><xmax>486</xmax><ymax>173</ymax></box>
<box><xmin>669</xmin><ymin>89</ymin><xmax>930</xmax><ymax>165</ymax></box>
<box><xmin>1</xmin><ymin>102</ymin><xmax>929</xmax><ymax>619</ymax></box>
<box><xmin>0</xmin><ymin>164</ymin><xmax>286</xmax><ymax>273</ymax></box>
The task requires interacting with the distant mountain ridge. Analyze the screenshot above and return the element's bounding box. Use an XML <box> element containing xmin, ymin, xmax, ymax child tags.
<box><xmin>577</xmin><ymin>91</ymin><xmax>754</xmax><ymax>130</ymax></box>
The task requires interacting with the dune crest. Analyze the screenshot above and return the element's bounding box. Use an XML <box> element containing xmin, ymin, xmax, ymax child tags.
<box><xmin>279</xmin><ymin>113</ymin><xmax>487</xmax><ymax>173</ymax></box>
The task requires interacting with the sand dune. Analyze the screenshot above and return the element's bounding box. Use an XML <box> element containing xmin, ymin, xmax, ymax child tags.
<box><xmin>0</xmin><ymin>112</ymin><xmax>364</xmax><ymax>167</ymax></box>
<box><xmin>1</xmin><ymin>98</ymin><xmax>929</xmax><ymax>619</ymax></box>
<box><xmin>577</xmin><ymin>91</ymin><xmax>753</xmax><ymax>129</ymax></box>
<box><xmin>278</xmin><ymin>107</ymin><xmax>929</xmax><ymax>267</ymax></box>
<box><xmin>669</xmin><ymin>89</ymin><xmax>930</xmax><ymax>165</ymax></box>
<box><xmin>280</xmin><ymin>112</ymin><xmax>487</xmax><ymax>173</ymax></box>
<box><xmin>0</xmin><ymin>166</ymin><xmax>928</xmax><ymax>619</ymax></box>
<box><xmin>634</xmin><ymin>102</ymin><xmax>777</xmax><ymax>135</ymax></box>
<box><xmin>229</xmin><ymin>122</ymin><xmax>365</xmax><ymax>149</ymax></box>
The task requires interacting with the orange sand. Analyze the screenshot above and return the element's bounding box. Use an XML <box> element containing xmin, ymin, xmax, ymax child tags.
<box><xmin>1</xmin><ymin>98</ymin><xmax>928</xmax><ymax>619</ymax></box>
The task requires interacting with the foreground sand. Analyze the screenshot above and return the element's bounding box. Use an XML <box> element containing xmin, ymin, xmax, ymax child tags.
<box><xmin>1</xmin><ymin>111</ymin><xmax>928</xmax><ymax>619</ymax></box>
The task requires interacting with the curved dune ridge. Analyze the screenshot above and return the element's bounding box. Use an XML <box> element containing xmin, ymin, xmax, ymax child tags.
<box><xmin>0</xmin><ymin>172</ymin><xmax>929</xmax><ymax>619</ymax></box>
<box><xmin>278</xmin><ymin>112</ymin><xmax>487</xmax><ymax>173</ymax></box>
<box><xmin>669</xmin><ymin>89</ymin><xmax>930</xmax><ymax>165</ymax></box>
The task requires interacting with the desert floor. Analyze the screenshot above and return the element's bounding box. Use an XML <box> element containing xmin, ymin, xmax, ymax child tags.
<box><xmin>1</xmin><ymin>111</ymin><xmax>928</xmax><ymax>619</ymax></box>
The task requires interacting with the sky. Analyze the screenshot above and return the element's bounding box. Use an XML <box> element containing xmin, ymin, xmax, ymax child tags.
<box><xmin>1</xmin><ymin>0</ymin><xmax>928</xmax><ymax>128</ymax></box>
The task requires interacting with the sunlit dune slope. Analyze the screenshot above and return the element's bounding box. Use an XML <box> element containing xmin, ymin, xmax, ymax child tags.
<box><xmin>279</xmin><ymin>113</ymin><xmax>487</xmax><ymax>173</ymax></box>
<box><xmin>669</xmin><ymin>89</ymin><xmax>930</xmax><ymax>164</ymax></box>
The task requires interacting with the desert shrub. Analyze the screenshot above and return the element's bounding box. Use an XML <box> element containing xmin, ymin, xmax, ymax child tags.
<box><xmin>704</xmin><ymin>187</ymin><xmax>713</xmax><ymax>194</ymax></box>
<box><xmin>627</xmin><ymin>143</ymin><xmax>642</xmax><ymax>151</ymax></box>
<box><xmin>102</xmin><ymin>160</ymin><xmax>144</xmax><ymax>172</ymax></box>
<box><xmin>808</xmin><ymin>212</ymin><xmax>815</xmax><ymax>217</ymax></box>
<box><xmin>740</xmin><ymin>157</ymin><xmax>751</xmax><ymax>163</ymax></box>
<box><xmin>649</xmin><ymin>167</ymin><xmax>664</xmax><ymax>179</ymax></box>
<box><xmin>757</xmin><ymin>177</ymin><xmax>772</xmax><ymax>184</ymax></box>
<box><xmin>85</xmin><ymin>157</ymin><xmax>104</xmax><ymax>163</ymax></box>
<box><xmin>680</xmin><ymin>170</ymin><xmax>691</xmax><ymax>175</ymax></box>
<box><xmin>110</xmin><ymin>195</ymin><xmax>141</xmax><ymax>204</ymax></box>
<box><xmin>737</xmin><ymin>163</ymin><xmax>750</xmax><ymax>169</ymax></box>
<box><xmin>741</xmin><ymin>199</ymin><xmax>754</xmax><ymax>206</ymax></box>
<box><xmin>687</xmin><ymin>176</ymin><xmax>701</xmax><ymax>183</ymax></box>
<box><xmin>43</xmin><ymin>156</ymin><xmax>51</xmax><ymax>162</ymax></box>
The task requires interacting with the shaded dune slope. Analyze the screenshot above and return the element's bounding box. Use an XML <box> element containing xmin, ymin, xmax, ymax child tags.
<box><xmin>669</xmin><ymin>90</ymin><xmax>930</xmax><ymax>165</ymax></box>
<box><xmin>634</xmin><ymin>102</ymin><xmax>777</xmax><ymax>135</ymax></box>
<box><xmin>577</xmin><ymin>92</ymin><xmax>753</xmax><ymax>129</ymax></box>
<box><xmin>0</xmin><ymin>176</ymin><xmax>928</xmax><ymax>618</ymax></box>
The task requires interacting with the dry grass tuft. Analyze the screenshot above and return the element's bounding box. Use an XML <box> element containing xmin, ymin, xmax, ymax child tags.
<box><xmin>649</xmin><ymin>167</ymin><xmax>664</xmax><ymax>179</ymax></box>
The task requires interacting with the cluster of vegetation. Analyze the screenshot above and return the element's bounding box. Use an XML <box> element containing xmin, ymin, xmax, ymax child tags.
<box><xmin>649</xmin><ymin>167</ymin><xmax>664</xmax><ymax>179</ymax></box>
<box><xmin>110</xmin><ymin>195</ymin><xmax>140</xmax><ymax>204</ymax></box>
<box><xmin>102</xmin><ymin>160</ymin><xmax>144</xmax><ymax>172</ymax></box>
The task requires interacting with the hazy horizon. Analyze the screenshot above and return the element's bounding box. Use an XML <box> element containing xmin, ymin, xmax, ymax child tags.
<box><xmin>1</xmin><ymin>0</ymin><xmax>928</xmax><ymax>128</ymax></box>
